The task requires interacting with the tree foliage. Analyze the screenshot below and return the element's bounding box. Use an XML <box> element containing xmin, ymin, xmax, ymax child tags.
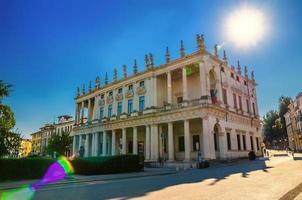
<box><xmin>263</xmin><ymin>96</ymin><xmax>292</xmax><ymax>145</ymax></box>
<box><xmin>47</xmin><ymin>131</ymin><xmax>73</xmax><ymax>156</ymax></box>
<box><xmin>0</xmin><ymin>81</ymin><xmax>21</xmax><ymax>158</ymax></box>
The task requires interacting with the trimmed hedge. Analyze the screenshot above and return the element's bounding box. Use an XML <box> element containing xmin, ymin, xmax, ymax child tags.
<box><xmin>71</xmin><ymin>155</ymin><xmax>143</xmax><ymax>175</ymax></box>
<box><xmin>0</xmin><ymin>155</ymin><xmax>143</xmax><ymax>180</ymax></box>
<box><xmin>0</xmin><ymin>157</ymin><xmax>54</xmax><ymax>181</ymax></box>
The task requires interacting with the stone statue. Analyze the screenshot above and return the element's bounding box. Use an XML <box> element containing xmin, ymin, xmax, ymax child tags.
<box><xmin>95</xmin><ymin>76</ymin><xmax>100</xmax><ymax>89</ymax></box>
<box><xmin>165</xmin><ymin>47</ymin><xmax>170</xmax><ymax>64</ymax></box>
<box><xmin>133</xmin><ymin>59</ymin><xmax>138</xmax><ymax>74</ymax></box>
<box><xmin>180</xmin><ymin>40</ymin><xmax>185</xmax><ymax>58</ymax></box>
<box><xmin>113</xmin><ymin>68</ymin><xmax>117</xmax><ymax>82</ymax></box>
<box><xmin>123</xmin><ymin>64</ymin><xmax>127</xmax><ymax>78</ymax></box>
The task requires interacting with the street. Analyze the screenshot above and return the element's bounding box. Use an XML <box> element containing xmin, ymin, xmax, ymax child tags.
<box><xmin>33</xmin><ymin>153</ymin><xmax>302</xmax><ymax>200</ymax></box>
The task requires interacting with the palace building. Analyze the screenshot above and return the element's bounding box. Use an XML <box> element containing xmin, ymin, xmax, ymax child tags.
<box><xmin>71</xmin><ymin>35</ymin><xmax>262</xmax><ymax>162</ymax></box>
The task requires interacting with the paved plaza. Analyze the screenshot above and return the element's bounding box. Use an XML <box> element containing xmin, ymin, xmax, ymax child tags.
<box><xmin>23</xmin><ymin>153</ymin><xmax>302</xmax><ymax>200</ymax></box>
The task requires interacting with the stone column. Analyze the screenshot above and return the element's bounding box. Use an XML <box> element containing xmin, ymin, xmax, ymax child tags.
<box><xmin>199</xmin><ymin>62</ymin><xmax>207</xmax><ymax>97</ymax></box>
<box><xmin>152</xmin><ymin>76</ymin><xmax>157</xmax><ymax>107</ymax></box>
<box><xmin>122</xmin><ymin>128</ymin><xmax>127</xmax><ymax>154</ymax></box>
<box><xmin>159</xmin><ymin>125</ymin><xmax>163</xmax><ymax>158</ymax></box>
<box><xmin>88</xmin><ymin>99</ymin><xmax>91</xmax><ymax>122</ymax></box>
<box><xmin>112</xmin><ymin>130</ymin><xmax>116</xmax><ymax>155</ymax></box>
<box><xmin>168</xmin><ymin>122</ymin><xmax>174</xmax><ymax>161</ymax></box>
<box><xmin>81</xmin><ymin>101</ymin><xmax>85</xmax><ymax>124</ymax></box>
<box><xmin>72</xmin><ymin>135</ymin><xmax>77</xmax><ymax>156</ymax></box>
<box><xmin>219</xmin><ymin>133</ymin><xmax>226</xmax><ymax>159</ymax></box>
<box><xmin>84</xmin><ymin>134</ymin><xmax>89</xmax><ymax>157</ymax></box>
<box><xmin>202</xmin><ymin>117</ymin><xmax>216</xmax><ymax>159</ymax></box>
<box><xmin>79</xmin><ymin>134</ymin><xmax>83</xmax><ymax>152</ymax></box>
<box><xmin>91</xmin><ymin>133</ymin><xmax>95</xmax><ymax>156</ymax></box>
<box><xmin>167</xmin><ymin>71</ymin><xmax>172</xmax><ymax>104</ymax></box>
<box><xmin>102</xmin><ymin>131</ymin><xmax>107</xmax><ymax>156</ymax></box>
<box><xmin>145</xmin><ymin>125</ymin><xmax>150</xmax><ymax>160</ymax></box>
<box><xmin>150</xmin><ymin>124</ymin><xmax>159</xmax><ymax>161</ymax></box>
<box><xmin>184</xmin><ymin>119</ymin><xmax>191</xmax><ymax>161</ymax></box>
<box><xmin>182</xmin><ymin>67</ymin><xmax>188</xmax><ymax>101</ymax></box>
<box><xmin>95</xmin><ymin>132</ymin><xmax>99</xmax><ymax>156</ymax></box>
<box><xmin>133</xmin><ymin>127</ymin><xmax>138</xmax><ymax>155</ymax></box>
<box><xmin>75</xmin><ymin>103</ymin><xmax>79</xmax><ymax>125</ymax></box>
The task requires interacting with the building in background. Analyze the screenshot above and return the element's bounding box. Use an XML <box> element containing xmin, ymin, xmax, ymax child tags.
<box><xmin>72</xmin><ymin>35</ymin><xmax>262</xmax><ymax>162</ymax></box>
<box><xmin>31</xmin><ymin>131</ymin><xmax>42</xmax><ymax>155</ymax></box>
<box><xmin>31</xmin><ymin>115</ymin><xmax>74</xmax><ymax>156</ymax></box>
<box><xmin>284</xmin><ymin>92</ymin><xmax>302</xmax><ymax>151</ymax></box>
<box><xmin>19</xmin><ymin>139</ymin><xmax>32</xmax><ymax>157</ymax></box>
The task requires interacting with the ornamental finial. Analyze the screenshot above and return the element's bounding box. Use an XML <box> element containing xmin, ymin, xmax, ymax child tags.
<box><xmin>223</xmin><ymin>50</ymin><xmax>228</xmax><ymax>64</ymax></box>
<box><xmin>149</xmin><ymin>53</ymin><xmax>154</xmax><ymax>68</ymax></box>
<box><xmin>244</xmin><ymin>66</ymin><xmax>248</xmax><ymax>77</ymax></box>
<box><xmin>237</xmin><ymin>60</ymin><xmax>241</xmax><ymax>74</ymax></box>
<box><xmin>145</xmin><ymin>54</ymin><xmax>150</xmax><ymax>69</ymax></box>
<box><xmin>180</xmin><ymin>40</ymin><xmax>185</xmax><ymax>58</ymax></box>
<box><xmin>82</xmin><ymin>84</ymin><xmax>85</xmax><ymax>95</ymax></box>
<box><xmin>76</xmin><ymin>87</ymin><xmax>80</xmax><ymax>97</ymax></box>
<box><xmin>196</xmin><ymin>34</ymin><xmax>201</xmax><ymax>50</ymax></box>
<box><xmin>214</xmin><ymin>44</ymin><xmax>218</xmax><ymax>58</ymax></box>
<box><xmin>113</xmin><ymin>68</ymin><xmax>117</xmax><ymax>82</ymax></box>
<box><xmin>200</xmin><ymin>34</ymin><xmax>205</xmax><ymax>51</ymax></box>
<box><xmin>95</xmin><ymin>76</ymin><xmax>100</xmax><ymax>89</ymax></box>
<box><xmin>105</xmin><ymin>72</ymin><xmax>108</xmax><ymax>85</ymax></box>
<box><xmin>123</xmin><ymin>64</ymin><xmax>127</xmax><ymax>78</ymax></box>
<box><xmin>251</xmin><ymin>70</ymin><xmax>255</xmax><ymax>81</ymax></box>
<box><xmin>165</xmin><ymin>47</ymin><xmax>170</xmax><ymax>63</ymax></box>
<box><xmin>133</xmin><ymin>59</ymin><xmax>138</xmax><ymax>74</ymax></box>
<box><xmin>88</xmin><ymin>81</ymin><xmax>92</xmax><ymax>92</ymax></box>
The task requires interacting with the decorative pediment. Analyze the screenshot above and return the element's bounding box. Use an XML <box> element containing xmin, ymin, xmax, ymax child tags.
<box><xmin>106</xmin><ymin>96</ymin><xmax>114</xmax><ymax>104</ymax></box>
<box><xmin>115</xmin><ymin>93</ymin><xmax>123</xmax><ymax>101</ymax></box>
<box><xmin>136</xmin><ymin>86</ymin><xmax>146</xmax><ymax>95</ymax></box>
<box><xmin>125</xmin><ymin>90</ymin><xmax>134</xmax><ymax>98</ymax></box>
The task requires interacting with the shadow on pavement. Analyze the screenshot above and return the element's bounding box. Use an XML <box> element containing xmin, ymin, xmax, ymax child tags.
<box><xmin>34</xmin><ymin>159</ymin><xmax>273</xmax><ymax>200</ymax></box>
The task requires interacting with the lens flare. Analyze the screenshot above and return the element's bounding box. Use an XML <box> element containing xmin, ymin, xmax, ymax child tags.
<box><xmin>0</xmin><ymin>156</ymin><xmax>74</xmax><ymax>200</ymax></box>
<box><xmin>225</xmin><ymin>6</ymin><xmax>266</xmax><ymax>48</ymax></box>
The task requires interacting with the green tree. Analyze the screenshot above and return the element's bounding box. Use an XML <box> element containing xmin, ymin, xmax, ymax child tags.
<box><xmin>263</xmin><ymin>110</ymin><xmax>280</xmax><ymax>143</ymax></box>
<box><xmin>47</xmin><ymin>131</ymin><xmax>73</xmax><ymax>156</ymax></box>
<box><xmin>0</xmin><ymin>80</ymin><xmax>12</xmax><ymax>103</ymax></box>
<box><xmin>278</xmin><ymin>96</ymin><xmax>292</xmax><ymax>139</ymax></box>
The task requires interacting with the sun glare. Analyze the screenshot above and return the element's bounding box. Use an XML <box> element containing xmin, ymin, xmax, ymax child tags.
<box><xmin>226</xmin><ymin>7</ymin><xmax>266</xmax><ymax>48</ymax></box>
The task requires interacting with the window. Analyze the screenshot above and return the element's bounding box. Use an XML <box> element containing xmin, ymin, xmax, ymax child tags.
<box><xmin>214</xmin><ymin>133</ymin><xmax>218</xmax><ymax>151</ymax></box>
<box><xmin>128</xmin><ymin>99</ymin><xmax>133</xmax><ymax>113</ymax></box>
<box><xmin>193</xmin><ymin>135</ymin><xmax>200</xmax><ymax>151</ymax></box>
<box><xmin>252</xmin><ymin>102</ymin><xmax>256</xmax><ymax>115</ymax></box>
<box><xmin>109</xmin><ymin>91</ymin><xmax>113</xmax><ymax>96</ymax></box>
<box><xmin>101</xmin><ymin>94</ymin><xmax>104</xmax><ymax>99</ymax></box>
<box><xmin>128</xmin><ymin>84</ymin><xmax>133</xmax><ymax>91</ymax></box>
<box><xmin>256</xmin><ymin>137</ymin><xmax>260</xmax><ymax>150</ymax></box>
<box><xmin>250</xmin><ymin>136</ymin><xmax>254</xmax><ymax>150</ymax></box>
<box><xmin>242</xmin><ymin>135</ymin><xmax>246</xmax><ymax>150</ymax></box>
<box><xmin>239</xmin><ymin>96</ymin><xmax>242</xmax><ymax>110</ymax></box>
<box><xmin>237</xmin><ymin>134</ymin><xmax>241</xmax><ymax>150</ymax></box>
<box><xmin>233</xmin><ymin>93</ymin><xmax>237</xmax><ymax>109</ymax></box>
<box><xmin>227</xmin><ymin>133</ymin><xmax>231</xmax><ymax>150</ymax></box>
<box><xmin>222</xmin><ymin>89</ymin><xmax>228</xmax><ymax>105</ymax></box>
<box><xmin>178</xmin><ymin>136</ymin><xmax>184</xmax><ymax>152</ymax></box>
<box><xmin>139</xmin><ymin>81</ymin><xmax>144</xmax><ymax>87</ymax></box>
<box><xmin>177</xmin><ymin>96</ymin><xmax>183</xmax><ymax>104</ymax></box>
<box><xmin>139</xmin><ymin>96</ymin><xmax>145</xmax><ymax>112</ymax></box>
<box><xmin>246</xmin><ymin>99</ymin><xmax>250</xmax><ymax>113</ymax></box>
<box><xmin>221</xmin><ymin>67</ymin><xmax>225</xmax><ymax>72</ymax></box>
<box><xmin>118</xmin><ymin>88</ymin><xmax>123</xmax><ymax>94</ymax></box>
<box><xmin>117</xmin><ymin>102</ymin><xmax>122</xmax><ymax>116</ymax></box>
<box><xmin>128</xmin><ymin>141</ymin><xmax>133</xmax><ymax>154</ymax></box>
<box><xmin>99</xmin><ymin>107</ymin><xmax>104</xmax><ymax>119</ymax></box>
<box><xmin>236</xmin><ymin>76</ymin><xmax>240</xmax><ymax>82</ymax></box>
<box><xmin>231</xmin><ymin>72</ymin><xmax>234</xmax><ymax>78</ymax></box>
<box><xmin>108</xmin><ymin>104</ymin><xmax>112</xmax><ymax>118</ymax></box>
<box><xmin>244</xmin><ymin>80</ymin><xmax>247</xmax><ymax>86</ymax></box>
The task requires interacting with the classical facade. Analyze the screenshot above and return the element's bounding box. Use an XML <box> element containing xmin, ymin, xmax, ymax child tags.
<box><xmin>72</xmin><ymin>35</ymin><xmax>262</xmax><ymax>162</ymax></box>
<box><xmin>284</xmin><ymin>93</ymin><xmax>302</xmax><ymax>151</ymax></box>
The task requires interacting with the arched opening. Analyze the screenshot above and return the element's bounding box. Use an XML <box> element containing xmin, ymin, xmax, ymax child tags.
<box><xmin>209</xmin><ymin>69</ymin><xmax>218</xmax><ymax>104</ymax></box>
<box><xmin>213</xmin><ymin>123</ymin><xmax>222</xmax><ymax>159</ymax></box>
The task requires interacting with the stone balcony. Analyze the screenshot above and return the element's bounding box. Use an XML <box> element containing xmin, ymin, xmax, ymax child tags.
<box><xmin>125</xmin><ymin>90</ymin><xmax>134</xmax><ymax>98</ymax></box>
<box><xmin>115</xmin><ymin>93</ymin><xmax>123</xmax><ymax>101</ymax></box>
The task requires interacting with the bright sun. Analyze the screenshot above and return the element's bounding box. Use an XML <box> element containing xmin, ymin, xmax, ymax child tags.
<box><xmin>226</xmin><ymin>7</ymin><xmax>266</xmax><ymax>48</ymax></box>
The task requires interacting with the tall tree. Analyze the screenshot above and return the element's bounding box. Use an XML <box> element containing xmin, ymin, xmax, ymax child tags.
<box><xmin>0</xmin><ymin>80</ymin><xmax>12</xmax><ymax>103</ymax></box>
<box><xmin>263</xmin><ymin>110</ymin><xmax>280</xmax><ymax>143</ymax></box>
<box><xmin>278</xmin><ymin>96</ymin><xmax>292</xmax><ymax>139</ymax></box>
<box><xmin>47</xmin><ymin>131</ymin><xmax>73</xmax><ymax>156</ymax></box>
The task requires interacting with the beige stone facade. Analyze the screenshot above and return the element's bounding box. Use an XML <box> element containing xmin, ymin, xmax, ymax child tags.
<box><xmin>31</xmin><ymin>131</ymin><xmax>42</xmax><ymax>155</ymax></box>
<box><xmin>284</xmin><ymin>93</ymin><xmax>302</xmax><ymax>151</ymax></box>
<box><xmin>72</xmin><ymin>35</ymin><xmax>262</xmax><ymax>161</ymax></box>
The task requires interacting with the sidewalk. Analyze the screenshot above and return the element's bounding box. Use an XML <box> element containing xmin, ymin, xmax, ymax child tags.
<box><xmin>0</xmin><ymin>168</ymin><xmax>176</xmax><ymax>191</ymax></box>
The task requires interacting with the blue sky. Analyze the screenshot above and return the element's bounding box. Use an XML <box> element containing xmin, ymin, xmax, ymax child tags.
<box><xmin>1</xmin><ymin>0</ymin><xmax>301</xmax><ymax>138</ymax></box>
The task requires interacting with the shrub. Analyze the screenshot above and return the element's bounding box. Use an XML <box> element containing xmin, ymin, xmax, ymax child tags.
<box><xmin>71</xmin><ymin>155</ymin><xmax>143</xmax><ymax>175</ymax></box>
<box><xmin>0</xmin><ymin>157</ymin><xmax>54</xmax><ymax>181</ymax></box>
<box><xmin>248</xmin><ymin>151</ymin><xmax>256</xmax><ymax>160</ymax></box>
